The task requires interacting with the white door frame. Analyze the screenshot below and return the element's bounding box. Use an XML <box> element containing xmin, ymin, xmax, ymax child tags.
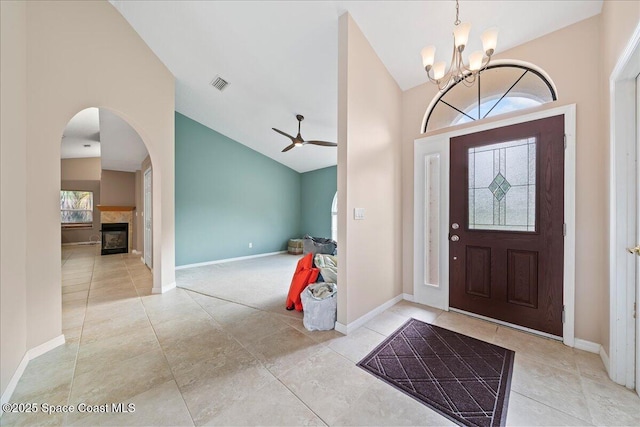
<box><xmin>143</xmin><ymin>166</ymin><xmax>152</xmax><ymax>268</ymax></box>
<box><xmin>414</xmin><ymin>104</ymin><xmax>577</xmax><ymax>346</ymax></box>
<box><xmin>608</xmin><ymin>22</ymin><xmax>640</xmax><ymax>388</ymax></box>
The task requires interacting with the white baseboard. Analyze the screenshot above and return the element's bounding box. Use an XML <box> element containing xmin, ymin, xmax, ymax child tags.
<box><xmin>0</xmin><ymin>334</ymin><xmax>65</xmax><ymax>415</ymax></box>
<box><xmin>600</xmin><ymin>345</ymin><xmax>611</xmax><ymax>375</ymax></box>
<box><xmin>334</xmin><ymin>293</ymin><xmax>404</xmax><ymax>335</ymax></box>
<box><xmin>175</xmin><ymin>251</ymin><xmax>288</xmax><ymax>270</ymax></box>
<box><xmin>402</xmin><ymin>293</ymin><xmax>415</xmax><ymax>302</ymax></box>
<box><xmin>574</xmin><ymin>338</ymin><xmax>601</xmax><ymax>354</ymax></box>
<box><xmin>132</xmin><ymin>249</ymin><xmax>141</xmax><ymax>255</ymax></box>
<box><xmin>152</xmin><ymin>281</ymin><xmax>176</xmax><ymax>294</ymax></box>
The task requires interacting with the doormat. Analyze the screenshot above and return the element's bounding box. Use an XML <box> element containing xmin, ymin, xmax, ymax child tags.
<box><xmin>357</xmin><ymin>318</ymin><xmax>514</xmax><ymax>427</ymax></box>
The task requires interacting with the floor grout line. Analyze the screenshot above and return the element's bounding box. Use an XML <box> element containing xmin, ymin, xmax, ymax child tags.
<box><xmin>184</xmin><ymin>289</ymin><xmax>332</xmax><ymax>426</ymax></box>
<box><xmin>126</xmin><ymin>257</ymin><xmax>197</xmax><ymax>427</ymax></box>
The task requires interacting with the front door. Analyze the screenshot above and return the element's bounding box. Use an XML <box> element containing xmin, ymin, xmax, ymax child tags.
<box><xmin>449</xmin><ymin>115</ymin><xmax>565</xmax><ymax>336</ymax></box>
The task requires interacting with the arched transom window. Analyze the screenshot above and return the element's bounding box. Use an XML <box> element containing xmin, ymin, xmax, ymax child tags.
<box><xmin>422</xmin><ymin>61</ymin><xmax>557</xmax><ymax>133</ymax></box>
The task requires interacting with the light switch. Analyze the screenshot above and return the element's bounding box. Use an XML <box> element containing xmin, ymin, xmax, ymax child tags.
<box><xmin>354</xmin><ymin>208</ymin><xmax>365</xmax><ymax>220</ymax></box>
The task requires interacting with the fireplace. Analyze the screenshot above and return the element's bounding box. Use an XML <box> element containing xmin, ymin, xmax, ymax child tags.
<box><xmin>100</xmin><ymin>223</ymin><xmax>129</xmax><ymax>255</ymax></box>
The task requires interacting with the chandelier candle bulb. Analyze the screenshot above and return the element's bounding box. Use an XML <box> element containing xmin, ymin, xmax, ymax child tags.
<box><xmin>453</xmin><ymin>22</ymin><xmax>471</xmax><ymax>49</ymax></box>
<box><xmin>468</xmin><ymin>51</ymin><xmax>484</xmax><ymax>71</ymax></box>
<box><xmin>433</xmin><ymin>61</ymin><xmax>447</xmax><ymax>80</ymax></box>
<box><xmin>482</xmin><ymin>27</ymin><xmax>499</xmax><ymax>55</ymax></box>
<box><xmin>421</xmin><ymin>45</ymin><xmax>436</xmax><ymax>69</ymax></box>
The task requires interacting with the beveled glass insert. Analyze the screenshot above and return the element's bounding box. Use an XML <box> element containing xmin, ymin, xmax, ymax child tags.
<box><xmin>424</xmin><ymin>154</ymin><xmax>440</xmax><ymax>286</ymax></box>
<box><xmin>468</xmin><ymin>137</ymin><xmax>536</xmax><ymax>231</ymax></box>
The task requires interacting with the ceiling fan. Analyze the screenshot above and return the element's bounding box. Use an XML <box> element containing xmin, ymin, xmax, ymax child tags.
<box><xmin>272</xmin><ymin>114</ymin><xmax>337</xmax><ymax>152</ymax></box>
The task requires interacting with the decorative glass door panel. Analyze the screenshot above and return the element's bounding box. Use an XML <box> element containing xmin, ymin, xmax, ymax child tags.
<box><xmin>468</xmin><ymin>138</ymin><xmax>536</xmax><ymax>231</ymax></box>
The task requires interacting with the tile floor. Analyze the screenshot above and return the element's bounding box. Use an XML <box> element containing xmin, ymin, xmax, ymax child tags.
<box><xmin>1</xmin><ymin>245</ymin><xmax>639</xmax><ymax>426</ymax></box>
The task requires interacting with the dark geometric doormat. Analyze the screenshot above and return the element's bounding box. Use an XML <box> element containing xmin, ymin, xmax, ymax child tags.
<box><xmin>357</xmin><ymin>318</ymin><xmax>515</xmax><ymax>427</ymax></box>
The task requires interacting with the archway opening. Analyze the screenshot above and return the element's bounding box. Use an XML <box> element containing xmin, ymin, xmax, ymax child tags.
<box><xmin>60</xmin><ymin>107</ymin><xmax>154</xmax><ymax>338</ymax></box>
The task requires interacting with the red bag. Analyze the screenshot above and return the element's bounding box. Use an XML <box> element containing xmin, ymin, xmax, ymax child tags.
<box><xmin>285</xmin><ymin>253</ymin><xmax>319</xmax><ymax>311</ymax></box>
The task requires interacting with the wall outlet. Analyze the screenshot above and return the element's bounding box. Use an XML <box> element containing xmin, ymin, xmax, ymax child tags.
<box><xmin>249</xmin><ymin>242</ymin><xmax>253</xmax><ymax>248</ymax></box>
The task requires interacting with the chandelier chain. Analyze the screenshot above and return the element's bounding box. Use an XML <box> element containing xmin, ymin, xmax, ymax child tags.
<box><xmin>454</xmin><ymin>0</ymin><xmax>461</xmax><ymax>26</ymax></box>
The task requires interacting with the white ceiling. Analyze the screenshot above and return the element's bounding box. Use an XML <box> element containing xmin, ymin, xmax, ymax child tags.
<box><xmin>99</xmin><ymin>109</ymin><xmax>149</xmax><ymax>172</ymax></box>
<box><xmin>109</xmin><ymin>1</ymin><xmax>602</xmax><ymax>173</ymax></box>
<box><xmin>61</xmin><ymin>107</ymin><xmax>101</xmax><ymax>159</ymax></box>
<box><xmin>61</xmin><ymin>108</ymin><xmax>149</xmax><ymax>173</ymax></box>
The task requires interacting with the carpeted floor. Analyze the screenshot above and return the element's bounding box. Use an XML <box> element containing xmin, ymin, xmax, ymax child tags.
<box><xmin>358</xmin><ymin>318</ymin><xmax>515</xmax><ymax>427</ymax></box>
<box><xmin>175</xmin><ymin>253</ymin><xmax>303</xmax><ymax>319</ymax></box>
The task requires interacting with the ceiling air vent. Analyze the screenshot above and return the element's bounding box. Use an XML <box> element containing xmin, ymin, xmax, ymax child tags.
<box><xmin>210</xmin><ymin>76</ymin><xmax>229</xmax><ymax>92</ymax></box>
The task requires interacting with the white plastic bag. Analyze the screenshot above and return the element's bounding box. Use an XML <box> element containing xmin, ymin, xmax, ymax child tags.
<box><xmin>301</xmin><ymin>282</ymin><xmax>337</xmax><ymax>331</ymax></box>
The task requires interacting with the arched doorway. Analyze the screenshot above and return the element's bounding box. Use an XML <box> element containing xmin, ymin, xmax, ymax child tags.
<box><xmin>60</xmin><ymin>107</ymin><xmax>155</xmax><ymax>340</ymax></box>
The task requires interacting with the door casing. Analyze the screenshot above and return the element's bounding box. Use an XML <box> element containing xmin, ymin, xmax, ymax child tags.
<box><xmin>143</xmin><ymin>167</ymin><xmax>152</xmax><ymax>268</ymax></box>
<box><xmin>608</xmin><ymin>22</ymin><xmax>640</xmax><ymax>389</ymax></box>
<box><xmin>414</xmin><ymin>104</ymin><xmax>576</xmax><ymax>346</ymax></box>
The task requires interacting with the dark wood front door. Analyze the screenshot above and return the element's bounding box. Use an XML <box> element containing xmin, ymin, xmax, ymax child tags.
<box><xmin>449</xmin><ymin>115</ymin><xmax>565</xmax><ymax>336</ymax></box>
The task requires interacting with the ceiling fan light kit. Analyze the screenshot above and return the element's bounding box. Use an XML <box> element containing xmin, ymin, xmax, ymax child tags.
<box><xmin>421</xmin><ymin>0</ymin><xmax>498</xmax><ymax>91</ymax></box>
<box><xmin>272</xmin><ymin>114</ymin><xmax>337</xmax><ymax>152</ymax></box>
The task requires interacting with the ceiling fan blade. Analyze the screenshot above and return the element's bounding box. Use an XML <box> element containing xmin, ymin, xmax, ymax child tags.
<box><xmin>272</xmin><ymin>128</ymin><xmax>295</xmax><ymax>141</ymax></box>
<box><xmin>306</xmin><ymin>140</ymin><xmax>337</xmax><ymax>147</ymax></box>
<box><xmin>281</xmin><ymin>143</ymin><xmax>296</xmax><ymax>152</ymax></box>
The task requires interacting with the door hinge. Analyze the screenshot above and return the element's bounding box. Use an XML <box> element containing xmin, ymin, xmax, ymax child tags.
<box><xmin>562</xmin><ymin>305</ymin><xmax>565</xmax><ymax>323</ymax></box>
<box><xmin>564</xmin><ymin>134</ymin><xmax>567</xmax><ymax>149</ymax></box>
<box><xmin>634</xmin><ymin>302</ymin><xmax>637</xmax><ymax>319</ymax></box>
<box><xmin>563</xmin><ymin>223</ymin><xmax>567</xmax><ymax>236</ymax></box>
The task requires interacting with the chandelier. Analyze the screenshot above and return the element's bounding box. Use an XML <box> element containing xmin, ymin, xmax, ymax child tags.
<box><xmin>421</xmin><ymin>0</ymin><xmax>498</xmax><ymax>91</ymax></box>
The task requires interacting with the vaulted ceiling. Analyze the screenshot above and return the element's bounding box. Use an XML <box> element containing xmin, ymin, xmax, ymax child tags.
<box><xmin>110</xmin><ymin>1</ymin><xmax>602</xmax><ymax>173</ymax></box>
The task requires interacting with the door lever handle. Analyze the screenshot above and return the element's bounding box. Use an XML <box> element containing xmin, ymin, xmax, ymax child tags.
<box><xmin>626</xmin><ymin>245</ymin><xmax>640</xmax><ymax>255</ymax></box>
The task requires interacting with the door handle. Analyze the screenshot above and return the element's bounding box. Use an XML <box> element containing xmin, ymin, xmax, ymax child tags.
<box><xmin>627</xmin><ymin>245</ymin><xmax>640</xmax><ymax>255</ymax></box>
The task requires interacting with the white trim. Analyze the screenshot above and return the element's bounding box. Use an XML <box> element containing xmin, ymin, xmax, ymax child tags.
<box><xmin>601</xmin><ymin>345</ymin><xmax>611</xmax><ymax>376</ymax></box>
<box><xmin>0</xmin><ymin>335</ymin><xmax>65</xmax><ymax>415</ymax></box>
<box><xmin>574</xmin><ymin>338</ymin><xmax>602</xmax><ymax>354</ymax></box>
<box><xmin>152</xmin><ymin>281</ymin><xmax>176</xmax><ymax>294</ymax></box>
<box><xmin>132</xmin><ymin>249</ymin><xmax>141</xmax><ymax>255</ymax></box>
<box><xmin>0</xmin><ymin>355</ymin><xmax>28</xmax><ymax>412</ymax></box>
<box><xmin>27</xmin><ymin>334</ymin><xmax>65</xmax><ymax>359</ymax></box>
<box><xmin>608</xmin><ymin>21</ymin><xmax>640</xmax><ymax>388</ymax></box>
<box><xmin>175</xmin><ymin>251</ymin><xmax>288</xmax><ymax>270</ymax></box>
<box><xmin>402</xmin><ymin>293</ymin><xmax>415</xmax><ymax>302</ymax></box>
<box><xmin>334</xmin><ymin>294</ymin><xmax>404</xmax><ymax>335</ymax></box>
<box><xmin>414</xmin><ymin>104</ymin><xmax>577</xmax><ymax>346</ymax></box>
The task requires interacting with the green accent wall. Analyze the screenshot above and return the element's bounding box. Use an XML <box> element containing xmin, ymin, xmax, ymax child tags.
<box><xmin>300</xmin><ymin>166</ymin><xmax>337</xmax><ymax>239</ymax></box>
<box><xmin>175</xmin><ymin>112</ymin><xmax>302</xmax><ymax>266</ymax></box>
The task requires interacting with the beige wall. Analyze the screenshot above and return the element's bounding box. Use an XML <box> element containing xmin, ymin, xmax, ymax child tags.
<box><xmin>0</xmin><ymin>0</ymin><xmax>175</xmax><ymax>398</ymax></box>
<box><xmin>1</xmin><ymin>0</ymin><xmax>28</xmax><ymax>396</ymax></box>
<box><xmin>599</xmin><ymin>0</ymin><xmax>640</xmax><ymax>354</ymax></box>
<box><xmin>60</xmin><ymin>158</ymin><xmax>101</xmax><ymax>181</ymax></box>
<box><xmin>337</xmin><ymin>13</ymin><xmax>403</xmax><ymax>325</ymax></box>
<box><xmin>402</xmin><ymin>11</ymin><xmax>640</xmax><ymax>346</ymax></box>
<box><xmin>100</xmin><ymin>169</ymin><xmax>136</xmax><ymax>206</ymax></box>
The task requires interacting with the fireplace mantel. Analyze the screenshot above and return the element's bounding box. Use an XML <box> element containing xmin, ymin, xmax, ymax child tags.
<box><xmin>97</xmin><ymin>205</ymin><xmax>135</xmax><ymax>212</ymax></box>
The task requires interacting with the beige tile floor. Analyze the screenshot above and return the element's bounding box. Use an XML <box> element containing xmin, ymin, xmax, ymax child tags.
<box><xmin>2</xmin><ymin>246</ymin><xmax>639</xmax><ymax>426</ymax></box>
